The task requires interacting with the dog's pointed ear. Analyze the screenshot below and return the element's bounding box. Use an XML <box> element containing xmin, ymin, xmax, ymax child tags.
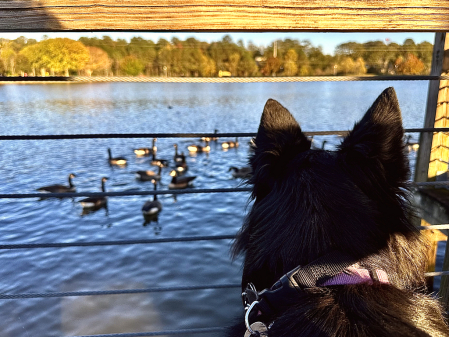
<box><xmin>339</xmin><ymin>87</ymin><xmax>408</xmax><ymax>183</ymax></box>
<box><xmin>250</xmin><ymin>99</ymin><xmax>310</xmax><ymax>196</ymax></box>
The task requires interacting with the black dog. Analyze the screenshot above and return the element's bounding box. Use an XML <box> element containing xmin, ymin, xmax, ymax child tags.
<box><xmin>229</xmin><ymin>88</ymin><xmax>449</xmax><ymax>336</ymax></box>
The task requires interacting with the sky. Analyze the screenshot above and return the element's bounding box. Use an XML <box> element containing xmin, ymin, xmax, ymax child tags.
<box><xmin>0</xmin><ymin>32</ymin><xmax>435</xmax><ymax>56</ymax></box>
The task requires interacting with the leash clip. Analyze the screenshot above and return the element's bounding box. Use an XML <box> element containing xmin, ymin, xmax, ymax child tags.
<box><xmin>242</xmin><ymin>282</ymin><xmax>258</xmax><ymax>309</ymax></box>
<box><xmin>244</xmin><ymin>301</ymin><xmax>269</xmax><ymax>336</ymax></box>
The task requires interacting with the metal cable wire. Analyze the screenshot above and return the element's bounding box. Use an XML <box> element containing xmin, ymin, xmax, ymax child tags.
<box><xmin>0</xmin><ymin>234</ymin><xmax>236</xmax><ymax>250</ymax></box>
<box><xmin>0</xmin><ymin>225</ymin><xmax>447</xmax><ymax>251</ymax></box>
<box><xmin>1</xmin><ymin>269</ymin><xmax>448</xmax><ymax>301</ymax></box>
<box><xmin>0</xmin><ymin>128</ymin><xmax>447</xmax><ymax>140</ymax></box>
<box><xmin>425</xmin><ymin>271</ymin><xmax>449</xmax><ymax>277</ymax></box>
<box><xmin>0</xmin><ymin>181</ymin><xmax>447</xmax><ymax>200</ymax></box>
<box><xmin>69</xmin><ymin>326</ymin><xmax>228</xmax><ymax>337</ymax></box>
<box><xmin>11</xmin><ymin>75</ymin><xmax>449</xmax><ymax>84</ymax></box>
<box><xmin>419</xmin><ymin>224</ymin><xmax>449</xmax><ymax>230</ymax></box>
<box><xmin>0</xmin><ymin>187</ymin><xmax>252</xmax><ymax>199</ymax></box>
<box><xmin>0</xmin><ymin>283</ymin><xmax>240</xmax><ymax>300</ymax></box>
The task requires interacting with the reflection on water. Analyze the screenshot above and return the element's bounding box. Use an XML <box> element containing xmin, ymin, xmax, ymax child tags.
<box><xmin>60</xmin><ymin>283</ymin><xmax>164</xmax><ymax>336</ymax></box>
<box><xmin>0</xmin><ymin>81</ymin><xmax>443</xmax><ymax>336</ymax></box>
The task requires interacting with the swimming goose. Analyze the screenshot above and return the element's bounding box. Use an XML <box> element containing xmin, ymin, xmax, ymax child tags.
<box><xmin>221</xmin><ymin>137</ymin><xmax>239</xmax><ymax>149</ymax></box>
<box><xmin>173</xmin><ymin>144</ymin><xmax>184</xmax><ymax>163</ymax></box>
<box><xmin>135</xmin><ymin>163</ymin><xmax>162</xmax><ymax>181</ymax></box>
<box><xmin>108</xmin><ymin>148</ymin><xmax>127</xmax><ymax>166</ymax></box>
<box><xmin>134</xmin><ymin>138</ymin><xmax>157</xmax><ymax>157</ymax></box>
<box><xmin>168</xmin><ymin>170</ymin><xmax>196</xmax><ymax>189</ymax></box>
<box><xmin>201</xmin><ymin>129</ymin><xmax>219</xmax><ymax>142</ymax></box>
<box><xmin>405</xmin><ymin>135</ymin><xmax>419</xmax><ymax>152</ymax></box>
<box><xmin>175</xmin><ymin>152</ymin><xmax>188</xmax><ymax>174</ymax></box>
<box><xmin>37</xmin><ymin>173</ymin><xmax>77</xmax><ymax>193</ymax></box>
<box><xmin>79</xmin><ymin>177</ymin><xmax>108</xmax><ymax>210</ymax></box>
<box><xmin>229</xmin><ymin>166</ymin><xmax>252</xmax><ymax>178</ymax></box>
<box><xmin>142</xmin><ymin>179</ymin><xmax>163</xmax><ymax>216</ymax></box>
<box><xmin>187</xmin><ymin>140</ymin><xmax>210</xmax><ymax>153</ymax></box>
<box><xmin>151</xmin><ymin>150</ymin><xmax>169</xmax><ymax>167</ymax></box>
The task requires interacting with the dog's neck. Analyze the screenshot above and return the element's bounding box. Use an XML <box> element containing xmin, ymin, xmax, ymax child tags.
<box><xmin>243</xmin><ymin>251</ymin><xmax>389</xmax><ymax>335</ymax></box>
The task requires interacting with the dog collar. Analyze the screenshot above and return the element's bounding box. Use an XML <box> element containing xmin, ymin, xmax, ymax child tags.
<box><xmin>242</xmin><ymin>250</ymin><xmax>389</xmax><ymax>335</ymax></box>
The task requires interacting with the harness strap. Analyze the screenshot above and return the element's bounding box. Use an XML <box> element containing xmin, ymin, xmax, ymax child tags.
<box><xmin>291</xmin><ymin>250</ymin><xmax>359</xmax><ymax>288</ymax></box>
<box><xmin>245</xmin><ymin>250</ymin><xmax>359</xmax><ymax>325</ymax></box>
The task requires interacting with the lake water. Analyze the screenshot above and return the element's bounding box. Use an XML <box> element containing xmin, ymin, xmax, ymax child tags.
<box><xmin>0</xmin><ymin>81</ymin><xmax>444</xmax><ymax>337</ymax></box>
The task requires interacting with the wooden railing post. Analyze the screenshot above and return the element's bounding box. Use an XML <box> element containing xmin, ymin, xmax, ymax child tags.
<box><xmin>414</xmin><ymin>33</ymin><xmax>448</xmax><ymax>183</ymax></box>
<box><xmin>422</xmin><ymin>220</ymin><xmax>448</xmax><ymax>292</ymax></box>
<box><xmin>420</xmin><ymin>32</ymin><xmax>449</xmax><ymax>309</ymax></box>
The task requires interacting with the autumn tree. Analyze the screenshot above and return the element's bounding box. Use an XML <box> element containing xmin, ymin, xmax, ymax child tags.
<box><xmin>84</xmin><ymin>46</ymin><xmax>112</xmax><ymax>76</ymax></box>
<box><xmin>416</xmin><ymin>41</ymin><xmax>433</xmax><ymax>72</ymax></box>
<box><xmin>15</xmin><ymin>54</ymin><xmax>31</xmax><ymax>75</ymax></box>
<box><xmin>237</xmin><ymin>53</ymin><xmax>258</xmax><ymax>76</ymax></box>
<box><xmin>261</xmin><ymin>56</ymin><xmax>281</xmax><ymax>76</ymax></box>
<box><xmin>337</xmin><ymin>57</ymin><xmax>366</xmax><ymax>75</ymax></box>
<box><xmin>395</xmin><ymin>53</ymin><xmax>425</xmax><ymax>75</ymax></box>
<box><xmin>0</xmin><ymin>42</ymin><xmax>16</xmax><ymax>75</ymax></box>
<box><xmin>120</xmin><ymin>55</ymin><xmax>144</xmax><ymax>76</ymax></box>
<box><xmin>20</xmin><ymin>38</ymin><xmax>89</xmax><ymax>76</ymax></box>
<box><xmin>0</xmin><ymin>58</ymin><xmax>5</xmax><ymax>75</ymax></box>
<box><xmin>228</xmin><ymin>53</ymin><xmax>240</xmax><ymax>76</ymax></box>
<box><xmin>127</xmin><ymin>37</ymin><xmax>156</xmax><ymax>75</ymax></box>
<box><xmin>283</xmin><ymin>49</ymin><xmax>298</xmax><ymax>76</ymax></box>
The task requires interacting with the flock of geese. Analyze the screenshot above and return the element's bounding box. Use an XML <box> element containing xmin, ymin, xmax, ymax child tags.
<box><xmin>36</xmin><ymin>135</ymin><xmax>252</xmax><ymax>219</ymax></box>
<box><xmin>35</xmin><ymin>133</ymin><xmax>418</xmax><ymax>218</ymax></box>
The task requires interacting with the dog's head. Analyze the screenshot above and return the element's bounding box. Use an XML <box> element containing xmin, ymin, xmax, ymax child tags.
<box><xmin>234</xmin><ymin>87</ymin><xmax>425</xmax><ymax>291</ymax></box>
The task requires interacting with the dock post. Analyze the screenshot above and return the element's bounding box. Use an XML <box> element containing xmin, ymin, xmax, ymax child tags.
<box><xmin>414</xmin><ymin>33</ymin><xmax>448</xmax><ymax>183</ymax></box>
<box><xmin>417</xmin><ymin>32</ymin><xmax>449</xmax><ymax>309</ymax></box>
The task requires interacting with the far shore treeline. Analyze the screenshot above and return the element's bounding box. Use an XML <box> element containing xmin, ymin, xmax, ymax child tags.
<box><xmin>0</xmin><ymin>35</ymin><xmax>433</xmax><ymax>77</ymax></box>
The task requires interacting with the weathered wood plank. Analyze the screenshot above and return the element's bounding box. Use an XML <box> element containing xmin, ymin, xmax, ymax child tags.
<box><xmin>0</xmin><ymin>1</ymin><xmax>449</xmax><ymax>31</ymax></box>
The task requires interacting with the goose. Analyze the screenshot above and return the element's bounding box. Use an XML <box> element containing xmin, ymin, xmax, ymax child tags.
<box><xmin>134</xmin><ymin>138</ymin><xmax>157</xmax><ymax>157</ymax></box>
<box><xmin>135</xmin><ymin>164</ymin><xmax>162</xmax><ymax>181</ymax></box>
<box><xmin>229</xmin><ymin>166</ymin><xmax>252</xmax><ymax>179</ymax></box>
<box><xmin>321</xmin><ymin>140</ymin><xmax>327</xmax><ymax>150</ymax></box>
<box><xmin>173</xmin><ymin>144</ymin><xmax>184</xmax><ymax>163</ymax></box>
<box><xmin>175</xmin><ymin>152</ymin><xmax>188</xmax><ymax>174</ymax></box>
<box><xmin>79</xmin><ymin>177</ymin><xmax>108</xmax><ymax>210</ymax></box>
<box><xmin>151</xmin><ymin>150</ymin><xmax>169</xmax><ymax>167</ymax></box>
<box><xmin>168</xmin><ymin>170</ymin><xmax>196</xmax><ymax>189</ymax></box>
<box><xmin>222</xmin><ymin>137</ymin><xmax>239</xmax><ymax>149</ymax></box>
<box><xmin>108</xmin><ymin>148</ymin><xmax>127</xmax><ymax>166</ymax></box>
<box><xmin>142</xmin><ymin>179</ymin><xmax>163</xmax><ymax>216</ymax></box>
<box><xmin>187</xmin><ymin>140</ymin><xmax>210</xmax><ymax>153</ymax></box>
<box><xmin>37</xmin><ymin>173</ymin><xmax>76</xmax><ymax>194</ymax></box>
<box><xmin>201</xmin><ymin>129</ymin><xmax>219</xmax><ymax>142</ymax></box>
<box><xmin>405</xmin><ymin>135</ymin><xmax>419</xmax><ymax>152</ymax></box>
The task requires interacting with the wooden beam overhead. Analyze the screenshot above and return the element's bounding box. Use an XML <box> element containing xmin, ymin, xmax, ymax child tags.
<box><xmin>0</xmin><ymin>1</ymin><xmax>448</xmax><ymax>32</ymax></box>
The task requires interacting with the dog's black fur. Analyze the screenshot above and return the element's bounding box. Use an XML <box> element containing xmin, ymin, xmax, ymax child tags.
<box><xmin>228</xmin><ymin>88</ymin><xmax>449</xmax><ymax>336</ymax></box>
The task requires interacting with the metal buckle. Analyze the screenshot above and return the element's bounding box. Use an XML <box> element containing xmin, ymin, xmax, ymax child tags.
<box><xmin>242</xmin><ymin>282</ymin><xmax>258</xmax><ymax>309</ymax></box>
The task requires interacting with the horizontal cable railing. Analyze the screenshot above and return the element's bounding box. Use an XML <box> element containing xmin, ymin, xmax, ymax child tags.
<box><xmin>0</xmin><ymin>225</ymin><xmax>446</xmax><ymax>250</ymax></box>
<box><xmin>0</xmin><ymin>234</ymin><xmax>236</xmax><ymax>250</ymax></box>
<box><xmin>0</xmin><ymin>283</ymin><xmax>241</xmax><ymax>300</ymax></box>
<box><xmin>0</xmin><ymin>187</ymin><xmax>251</xmax><ymax>199</ymax></box>
<box><xmin>3</xmin><ymin>75</ymin><xmax>449</xmax><ymax>84</ymax></box>
<box><xmin>70</xmin><ymin>326</ymin><xmax>228</xmax><ymax>337</ymax></box>
<box><xmin>0</xmin><ymin>182</ymin><xmax>446</xmax><ymax>200</ymax></box>
<box><xmin>0</xmin><ymin>128</ymin><xmax>448</xmax><ymax>140</ymax></box>
<box><xmin>1</xmin><ymin>127</ymin><xmax>448</xmax><ymax>337</ymax></box>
